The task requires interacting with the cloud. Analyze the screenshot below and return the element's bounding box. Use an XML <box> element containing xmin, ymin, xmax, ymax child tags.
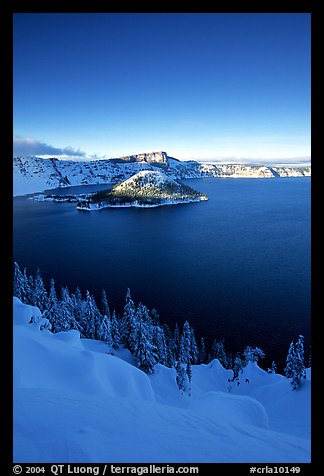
<box><xmin>13</xmin><ymin>135</ymin><xmax>87</xmax><ymax>159</ymax></box>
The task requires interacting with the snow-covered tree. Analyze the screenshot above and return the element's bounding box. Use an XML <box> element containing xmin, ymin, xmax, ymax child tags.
<box><xmin>111</xmin><ymin>310</ymin><xmax>121</xmax><ymax>350</ymax></box>
<box><xmin>172</xmin><ymin>323</ymin><xmax>181</xmax><ymax>362</ymax></box>
<box><xmin>120</xmin><ymin>288</ymin><xmax>137</xmax><ymax>349</ymax></box>
<box><xmin>162</xmin><ymin>323</ymin><xmax>175</xmax><ymax>368</ymax></box>
<box><xmin>180</xmin><ymin>321</ymin><xmax>192</xmax><ymax>364</ymax></box>
<box><xmin>98</xmin><ymin>314</ymin><xmax>113</xmax><ymax>346</ymax></box>
<box><xmin>211</xmin><ymin>339</ymin><xmax>228</xmax><ymax>369</ymax></box>
<box><xmin>32</xmin><ymin>268</ymin><xmax>48</xmax><ymax>312</ymax></box>
<box><xmin>243</xmin><ymin>346</ymin><xmax>265</xmax><ymax>365</ymax></box>
<box><xmin>190</xmin><ymin>327</ymin><xmax>199</xmax><ymax>364</ymax></box>
<box><xmin>267</xmin><ymin>361</ymin><xmax>277</xmax><ymax>374</ymax></box>
<box><xmin>285</xmin><ymin>335</ymin><xmax>306</xmax><ymax>390</ymax></box>
<box><xmin>43</xmin><ymin>278</ymin><xmax>61</xmax><ymax>333</ymax></box>
<box><xmin>133</xmin><ymin>318</ymin><xmax>157</xmax><ymax>374</ymax></box>
<box><xmin>59</xmin><ymin>286</ymin><xmax>81</xmax><ymax>332</ymax></box>
<box><xmin>152</xmin><ymin>325</ymin><xmax>168</xmax><ymax>366</ymax></box>
<box><xmin>82</xmin><ymin>290</ymin><xmax>102</xmax><ymax>340</ymax></box>
<box><xmin>233</xmin><ymin>352</ymin><xmax>243</xmax><ymax>378</ymax></box>
<box><xmin>13</xmin><ymin>262</ymin><xmax>26</xmax><ymax>301</ymax></box>
<box><xmin>199</xmin><ymin>337</ymin><xmax>206</xmax><ymax>364</ymax></box>
<box><xmin>101</xmin><ymin>289</ymin><xmax>111</xmax><ymax>320</ymax></box>
<box><xmin>27</xmin><ymin>274</ymin><xmax>35</xmax><ymax>304</ymax></box>
<box><xmin>71</xmin><ymin>287</ymin><xmax>84</xmax><ymax>330</ymax></box>
<box><xmin>175</xmin><ymin>360</ymin><xmax>188</xmax><ymax>394</ymax></box>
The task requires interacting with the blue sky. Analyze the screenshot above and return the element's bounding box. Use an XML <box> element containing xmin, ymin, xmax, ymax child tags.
<box><xmin>13</xmin><ymin>13</ymin><xmax>311</xmax><ymax>162</ymax></box>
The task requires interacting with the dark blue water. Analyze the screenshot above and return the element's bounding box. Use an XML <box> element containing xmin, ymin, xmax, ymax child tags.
<box><xmin>13</xmin><ymin>178</ymin><xmax>311</xmax><ymax>369</ymax></box>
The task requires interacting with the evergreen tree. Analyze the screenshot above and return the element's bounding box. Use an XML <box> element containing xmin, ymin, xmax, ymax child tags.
<box><xmin>120</xmin><ymin>288</ymin><xmax>137</xmax><ymax>348</ymax></box>
<box><xmin>233</xmin><ymin>352</ymin><xmax>243</xmax><ymax>378</ymax></box>
<box><xmin>71</xmin><ymin>287</ymin><xmax>84</xmax><ymax>330</ymax></box>
<box><xmin>32</xmin><ymin>268</ymin><xmax>48</xmax><ymax>312</ymax></box>
<box><xmin>286</xmin><ymin>335</ymin><xmax>306</xmax><ymax>390</ymax></box>
<box><xmin>151</xmin><ymin>308</ymin><xmax>160</xmax><ymax>326</ymax></box>
<box><xmin>101</xmin><ymin>289</ymin><xmax>111</xmax><ymax>320</ymax></box>
<box><xmin>59</xmin><ymin>286</ymin><xmax>80</xmax><ymax>332</ymax></box>
<box><xmin>27</xmin><ymin>274</ymin><xmax>35</xmax><ymax>305</ymax></box>
<box><xmin>13</xmin><ymin>262</ymin><xmax>26</xmax><ymax>301</ymax></box>
<box><xmin>98</xmin><ymin>314</ymin><xmax>113</xmax><ymax>346</ymax></box>
<box><xmin>267</xmin><ymin>361</ymin><xmax>277</xmax><ymax>374</ymax></box>
<box><xmin>162</xmin><ymin>323</ymin><xmax>175</xmax><ymax>368</ymax></box>
<box><xmin>284</xmin><ymin>341</ymin><xmax>295</xmax><ymax>378</ymax></box>
<box><xmin>243</xmin><ymin>346</ymin><xmax>265</xmax><ymax>365</ymax></box>
<box><xmin>173</xmin><ymin>323</ymin><xmax>181</xmax><ymax>362</ymax></box>
<box><xmin>180</xmin><ymin>321</ymin><xmax>192</xmax><ymax>364</ymax></box>
<box><xmin>133</xmin><ymin>318</ymin><xmax>157</xmax><ymax>374</ymax></box>
<box><xmin>152</xmin><ymin>325</ymin><xmax>168</xmax><ymax>366</ymax></box>
<box><xmin>211</xmin><ymin>339</ymin><xmax>228</xmax><ymax>369</ymax></box>
<box><xmin>43</xmin><ymin>278</ymin><xmax>61</xmax><ymax>333</ymax></box>
<box><xmin>82</xmin><ymin>290</ymin><xmax>102</xmax><ymax>339</ymax></box>
<box><xmin>199</xmin><ymin>337</ymin><xmax>206</xmax><ymax>364</ymax></box>
<box><xmin>175</xmin><ymin>360</ymin><xmax>188</xmax><ymax>394</ymax></box>
<box><xmin>190</xmin><ymin>327</ymin><xmax>199</xmax><ymax>364</ymax></box>
<box><xmin>111</xmin><ymin>311</ymin><xmax>121</xmax><ymax>350</ymax></box>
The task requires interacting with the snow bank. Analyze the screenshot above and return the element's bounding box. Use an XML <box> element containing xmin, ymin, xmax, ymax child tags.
<box><xmin>13</xmin><ymin>298</ymin><xmax>311</xmax><ymax>463</ymax></box>
<box><xmin>13</xmin><ymin>298</ymin><xmax>154</xmax><ymax>401</ymax></box>
<box><xmin>188</xmin><ymin>391</ymin><xmax>269</xmax><ymax>429</ymax></box>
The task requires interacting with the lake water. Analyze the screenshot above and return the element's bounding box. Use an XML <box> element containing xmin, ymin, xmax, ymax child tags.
<box><xmin>13</xmin><ymin>177</ymin><xmax>311</xmax><ymax>369</ymax></box>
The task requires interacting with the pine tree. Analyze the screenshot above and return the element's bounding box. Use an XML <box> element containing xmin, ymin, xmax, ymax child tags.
<box><xmin>199</xmin><ymin>337</ymin><xmax>206</xmax><ymax>364</ymax></box>
<box><xmin>133</xmin><ymin>318</ymin><xmax>157</xmax><ymax>374</ymax></box>
<box><xmin>152</xmin><ymin>325</ymin><xmax>168</xmax><ymax>366</ymax></box>
<box><xmin>71</xmin><ymin>287</ymin><xmax>84</xmax><ymax>330</ymax></box>
<box><xmin>27</xmin><ymin>274</ymin><xmax>35</xmax><ymax>305</ymax></box>
<box><xmin>180</xmin><ymin>321</ymin><xmax>192</xmax><ymax>364</ymax></box>
<box><xmin>111</xmin><ymin>311</ymin><xmax>121</xmax><ymax>350</ymax></box>
<box><xmin>267</xmin><ymin>361</ymin><xmax>277</xmax><ymax>374</ymax></box>
<box><xmin>43</xmin><ymin>278</ymin><xmax>61</xmax><ymax>333</ymax></box>
<box><xmin>211</xmin><ymin>339</ymin><xmax>228</xmax><ymax>369</ymax></box>
<box><xmin>173</xmin><ymin>323</ymin><xmax>181</xmax><ymax>362</ymax></box>
<box><xmin>285</xmin><ymin>336</ymin><xmax>306</xmax><ymax>390</ymax></box>
<box><xmin>82</xmin><ymin>290</ymin><xmax>102</xmax><ymax>339</ymax></box>
<box><xmin>13</xmin><ymin>262</ymin><xmax>26</xmax><ymax>301</ymax></box>
<box><xmin>162</xmin><ymin>323</ymin><xmax>175</xmax><ymax>368</ymax></box>
<box><xmin>98</xmin><ymin>314</ymin><xmax>113</xmax><ymax>346</ymax></box>
<box><xmin>190</xmin><ymin>327</ymin><xmax>199</xmax><ymax>364</ymax></box>
<box><xmin>120</xmin><ymin>288</ymin><xmax>137</xmax><ymax>348</ymax></box>
<box><xmin>61</xmin><ymin>286</ymin><xmax>82</xmax><ymax>332</ymax></box>
<box><xmin>175</xmin><ymin>360</ymin><xmax>188</xmax><ymax>394</ymax></box>
<box><xmin>32</xmin><ymin>268</ymin><xmax>48</xmax><ymax>312</ymax></box>
<box><xmin>243</xmin><ymin>346</ymin><xmax>265</xmax><ymax>365</ymax></box>
<box><xmin>292</xmin><ymin>335</ymin><xmax>306</xmax><ymax>390</ymax></box>
<box><xmin>284</xmin><ymin>342</ymin><xmax>295</xmax><ymax>378</ymax></box>
<box><xmin>233</xmin><ymin>352</ymin><xmax>243</xmax><ymax>378</ymax></box>
<box><xmin>101</xmin><ymin>289</ymin><xmax>111</xmax><ymax>320</ymax></box>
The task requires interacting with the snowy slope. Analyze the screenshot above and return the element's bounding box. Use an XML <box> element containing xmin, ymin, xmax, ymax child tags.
<box><xmin>13</xmin><ymin>298</ymin><xmax>311</xmax><ymax>463</ymax></box>
<box><xmin>13</xmin><ymin>154</ymin><xmax>311</xmax><ymax>196</ymax></box>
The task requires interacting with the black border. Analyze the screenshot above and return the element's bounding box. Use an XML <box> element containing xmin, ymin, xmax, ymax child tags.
<box><xmin>4</xmin><ymin>1</ymin><xmax>318</xmax><ymax>473</ymax></box>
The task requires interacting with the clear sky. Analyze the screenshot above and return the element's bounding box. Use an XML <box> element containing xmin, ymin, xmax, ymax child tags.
<box><xmin>13</xmin><ymin>13</ymin><xmax>311</xmax><ymax>162</ymax></box>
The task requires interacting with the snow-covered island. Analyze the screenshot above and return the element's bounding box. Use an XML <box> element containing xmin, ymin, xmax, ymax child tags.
<box><xmin>76</xmin><ymin>170</ymin><xmax>208</xmax><ymax>210</ymax></box>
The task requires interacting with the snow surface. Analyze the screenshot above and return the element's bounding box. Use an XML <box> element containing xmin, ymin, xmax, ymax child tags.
<box><xmin>13</xmin><ymin>155</ymin><xmax>311</xmax><ymax>197</ymax></box>
<box><xmin>13</xmin><ymin>298</ymin><xmax>311</xmax><ymax>463</ymax></box>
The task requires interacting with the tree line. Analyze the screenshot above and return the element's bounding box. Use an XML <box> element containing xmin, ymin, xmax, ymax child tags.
<box><xmin>13</xmin><ymin>262</ymin><xmax>307</xmax><ymax>391</ymax></box>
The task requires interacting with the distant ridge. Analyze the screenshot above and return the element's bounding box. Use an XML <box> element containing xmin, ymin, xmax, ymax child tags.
<box><xmin>13</xmin><ymin>152</ymin><xmax>311</xmax><ymax>196</ymax></box>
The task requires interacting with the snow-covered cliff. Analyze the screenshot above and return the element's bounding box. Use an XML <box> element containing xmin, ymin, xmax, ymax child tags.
<box><xmin>13</xmin><ymin>152</ymin><xmax>311</xmax><ymax>196</ymax></box>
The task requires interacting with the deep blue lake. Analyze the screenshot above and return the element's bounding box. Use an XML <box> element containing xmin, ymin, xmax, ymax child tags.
<box><xmin>13</xmin><ymin>177</ymin><xmax>311</xmax><ymax>369</ymax></box>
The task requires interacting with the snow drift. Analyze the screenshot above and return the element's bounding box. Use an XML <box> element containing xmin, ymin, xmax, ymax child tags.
<box><xmin>13</xmin><ymin>298</ymin><xmax>311</xmax><ymax>463</ymax></box>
